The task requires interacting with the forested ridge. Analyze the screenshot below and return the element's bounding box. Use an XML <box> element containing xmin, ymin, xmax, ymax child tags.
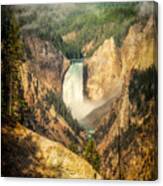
<box><xmin>13</xmin><ymin>2</ymin><xmax>153</xmax><ymax>58</ymax></box>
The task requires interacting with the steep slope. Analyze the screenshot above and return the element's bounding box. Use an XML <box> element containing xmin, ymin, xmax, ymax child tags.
<box><xmin>94</xmin><ymin>66</ymin><xmax>157</xmax><ymax>180</ymax></box>
<box><xmin>84</xmin><ymin>37</ymin><xmax>122</xmax><ymax>101</ymax></box>
<box><xmin>121</xmin><ymin>16</ymin><xmax>157</xmax><ymax>76</ymax></box>
<box><xmin>2</xmin><ymin>121</ymin><xmax>101</xmax><ymax>179</ymax></box>
<box><xmin>90</xmin><ymin>16</ymin><xmax>157</xmax><ymax>180</ymax></box>
<box><xmin>24</xmin><ymin>36</ymin><xmax>69</xmax><ymax>94</ymax></box>
<box><xmin>19</xmin><ymin>36</ymin><xmax>84</xmax><ymax>149</ymax></box>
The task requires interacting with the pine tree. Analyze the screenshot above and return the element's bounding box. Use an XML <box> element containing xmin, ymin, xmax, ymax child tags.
<box><xmin>1</xmin><ymin>6</ymin><xmax>23</xmax><ymax>120</ymax></box>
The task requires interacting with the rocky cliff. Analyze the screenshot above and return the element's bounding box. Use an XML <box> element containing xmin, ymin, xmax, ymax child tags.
<box><xmin>94</xmin><ymin>66</ymin><xmax>157</xmax><ymax>180</ymax></box>
<box><xmin>24</xmin><ymin>36</ymin><xmax>69</xmax><ymax>94</ymax></box>
<box><xmin>2</xmin><ymin>120</ymin><xmax>101</xmax><ymax>179</ymax></box>
<box><xmin>84</xmin><ymin>37</ymin><xmax>122</xmax><ymax>101</ymax></box>
<box><xmin>121</xmin><ymin>16</ymin><xmax>157</xmax><ymax>76</ymax></box>
<box><xmin>19</xmin><ymin>36</ymin><xmax>84</xmax><ymax>148</ymax></box>
<box><xmin>86</xmin><ymin>16</ymin><xmax>157</xmax><ymax>180</ymax></box>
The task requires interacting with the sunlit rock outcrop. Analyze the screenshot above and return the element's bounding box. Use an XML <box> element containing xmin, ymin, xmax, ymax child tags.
<box><xmin>2</xmin><ymin>122</ymin><xmax>101</xmax><ymax>179</ymax></box>
<box><xmin>121</xmin><ymin>16</ymin><xmax>157</xmax><ymax>77</ymax></box>
<box><xmin>84</xmin><ymin>37</ymin><xmax>122</xmax><ymax>101</ymax></box>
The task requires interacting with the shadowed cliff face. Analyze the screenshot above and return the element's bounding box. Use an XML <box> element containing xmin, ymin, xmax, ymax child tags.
<box><xmin>86</xmin><ymin>16</ymin><xmax>157</xmax><ymax>180</ymax></box>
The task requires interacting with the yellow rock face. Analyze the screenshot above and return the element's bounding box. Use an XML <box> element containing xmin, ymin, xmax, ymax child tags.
<box><xmin>84</xmin><ymin>37</ymin><xmax>122</xmax><ymax>101</ymax></box>
<box><xmin>2</xmin><ymin>123</ymin><xmax>102</xmax><ymax>179</ymax></box>
<box><xmin>84</xmin><ymin>16</ymin><xmax>157</xmax><ymax>102</ymax></box>
<box><xmin>121</xmin><ymin>16</ymin><xmax>157</xmax><ymax>76</ymax></box>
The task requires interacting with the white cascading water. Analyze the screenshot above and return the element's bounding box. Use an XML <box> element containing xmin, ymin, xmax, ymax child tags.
<box><xmin>63</xmin><ymin>62</ymin><xmax>84</xmax><ymax>107</ymax></box>
<box><xmin>63</xmin><ymin>61</ymin><xmax>106</xmax><ymax>122</ymax></box>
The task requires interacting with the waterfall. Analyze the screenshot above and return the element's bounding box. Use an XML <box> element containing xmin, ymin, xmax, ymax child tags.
<box><xmin>63</xmin><ymin>62</ymin><xmax>84</xmax><ymax>105</ymax></box>
<box><xmin>63</xmin><ymin>60</ymin><xmax>106</xmax><ymax>122</ymax></box>
<box><xmin>63</xmin><ymin>62</ymin><xmax>84</xmax><ymax>118</ymax></box>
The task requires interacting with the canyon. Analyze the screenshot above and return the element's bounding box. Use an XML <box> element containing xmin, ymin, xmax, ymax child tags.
<box><xmin>2</xmin><ymin>3</ymin><xmax>157</xmax><ymax>180</ymax></box>
<box><xmin>62</xmin><ymin>16</ymin><xmax>157</xmax><ymax>180</ymax></box>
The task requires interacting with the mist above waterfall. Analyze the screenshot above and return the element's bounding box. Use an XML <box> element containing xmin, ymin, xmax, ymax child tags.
<box><xmin>63</xmin><ymin>61</ymin><xmax>106</xmax><ymax>122</ymax></box>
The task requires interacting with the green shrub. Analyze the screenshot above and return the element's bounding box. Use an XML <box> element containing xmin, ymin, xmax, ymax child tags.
<box><xmin>82</xmin><ymin>137</ymin><xmax>101</xmax><ymax>171</ymax></box>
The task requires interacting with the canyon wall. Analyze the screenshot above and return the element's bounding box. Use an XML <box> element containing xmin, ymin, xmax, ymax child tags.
<box><xmin>85</xmin><ymin>16</ymin><xmax>157</xmax><ymax>180</ymax></box>
<box><xmin>84</xmin><ymin>37</ymin><xmax>122</xmax><ymax>101</ymax></box>
<box><xmin>24</xmin><ymin>36</ymin><xmax>69</xmax><ymax>94</ymax></box>
<box><xmin>19</xmin><ymin>36</ymin><xmax>84</xmax><ymax>148</ymax></box>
